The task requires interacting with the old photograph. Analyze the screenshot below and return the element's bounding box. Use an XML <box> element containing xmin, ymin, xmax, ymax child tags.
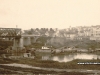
<box><xmin>0</xmin><ymin>0</ymin><xmax>100</xmax><ymax>75</ymax></box>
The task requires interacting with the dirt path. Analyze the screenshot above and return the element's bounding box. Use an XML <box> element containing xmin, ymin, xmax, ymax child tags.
<box><xmin>0</xmin><ymin>63</ymin><xmax>100</xmax><ymax>74</ymax></box>
<box><xmin>0</xmin><ymin>67</ymin><xmax>30</xmax><ymax>74</ymax></box>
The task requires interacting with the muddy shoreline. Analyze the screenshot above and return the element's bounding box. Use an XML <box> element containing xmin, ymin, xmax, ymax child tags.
<box><xmin>0</xmin><ymin>64</ymin><xmax>97</xmax><ymax>75</ymax></box>
<box><xmin>0</xmin><ymin>57</ymin><xmax>100</xmax><ymax>75</ymax></box>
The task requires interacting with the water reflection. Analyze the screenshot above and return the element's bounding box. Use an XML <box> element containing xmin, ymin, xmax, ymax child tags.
<box><xmin>74</xmin><ymin>54</ymin><xmax>98</xmax><ymax>59</ymax></box>
<box><xmin>9</xmin><ymin>52</ymin><xmax>100</xmax><ymax>62</ymax></box>
<box><xmin>42</xmin><ymin>53</ymin><xmax>100</xmax><ymax>62</ymax></box>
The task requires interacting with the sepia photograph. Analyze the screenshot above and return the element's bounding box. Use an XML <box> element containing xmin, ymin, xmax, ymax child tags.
<box><xmin>0</xmin><ymin>0</ymin><xmax>100</xmax><ymax>75</ymax></box>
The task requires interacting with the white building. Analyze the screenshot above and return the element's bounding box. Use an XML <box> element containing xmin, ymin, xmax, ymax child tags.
<box><xmin>41</xmin><ymin>46</ymin><xmax>50</xmax><ymax>50</ymax></box>
<box><xmin>90</xmin><ymin>25</ymin><xmax>100</xmax><ymax>40</ymax></box>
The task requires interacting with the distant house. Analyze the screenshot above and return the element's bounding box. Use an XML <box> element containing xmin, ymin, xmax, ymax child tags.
<box><xmin>41</xmin><ymin>46</ymin><xmax>50</xmax><ymax>50</ymax></box>
<box><xmin>90</xmin><ymin>26</ymin><xmax>100</xmax><ymax>40</ymax></box>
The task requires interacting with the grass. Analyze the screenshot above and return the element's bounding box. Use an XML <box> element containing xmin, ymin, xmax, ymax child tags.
<box><xmin>21</xmin><ymin>59</ymin><xmax>100</xmax><ymax>70</ymax></box>
<box><xmin>1</xmin><ymin>57</ymin><xmax>99</xmax><ymax>70</ymax></box>
<box><xmin>0</xmin><ymin>50</ymin><xmax>100</xmax><ymax>74</ymax></box>
<box><xmin>0</xmin><ymin>65</ymin><xmax>93</xmax><ymax>75</ymax></box>
<box><xmin>0</xmin><ymin>65</ymin><xmax>57</xmax><ymax>74</ymax></box>
<box><xmin>0</xmin><ymin>68</ymin><xmax>19</xmax><ymax>74</ymax></box>
<box><xmin>0</xmin><ymin>56</ymin><xmax>100</xmax><ymax>74</ymax></box>
<box><xmin>0</xmin><ymin>51</ymin><xmax>100</xmax><ymax>70</ymax></box>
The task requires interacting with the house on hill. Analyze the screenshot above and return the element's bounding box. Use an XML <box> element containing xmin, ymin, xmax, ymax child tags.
<box><xmin>41</xmin><ymin>46</ymin><xmax>50</xmax><ymax>50</ymax></box>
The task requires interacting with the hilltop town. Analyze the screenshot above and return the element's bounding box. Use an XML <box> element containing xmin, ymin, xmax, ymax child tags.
<box><xmin>20</xmin><ymin>25</ymin><xmax>100</xmax><ymax>49</ymax></box>
<box><xmin>24</xmin><ymin>25</ymin><xmax>100</xmax><ymax>40</ymax></box>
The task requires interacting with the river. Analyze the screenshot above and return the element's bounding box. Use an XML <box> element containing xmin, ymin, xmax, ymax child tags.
<box><xmin>41</xmin><ymin>53</ymin><xmax>100</xmax><ymax>62</ymax></box>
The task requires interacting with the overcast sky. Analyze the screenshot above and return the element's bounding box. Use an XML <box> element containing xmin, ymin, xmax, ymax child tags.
<box><xmin>0</xmin><ymin>0</ymin><xmax>100</xmax><ymax>30</ymax></box>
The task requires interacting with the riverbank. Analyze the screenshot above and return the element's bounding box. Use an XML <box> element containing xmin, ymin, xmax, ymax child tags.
<box><xmin>0</xmin><ymin>57</ymin><xmax>100</xmax><ymax>74</ymax></box>
<box><xmin>0</xmin><ymin>50</ymin><xmax>100</xmax><ymax>74</ymax></box>
<box><xmin>0</xmin><ymin>57</ymin><xmax>100</xmax><ymax>70</ymax></box>
<box><xmin>16</xmin><ymin>58</ymin><xmax>100</xmax><ymax>70</ymax></box>
<box><xmin>0</xmin><ymin>64</ymin><xmax>92</xmax><ymax>75</ymax></box>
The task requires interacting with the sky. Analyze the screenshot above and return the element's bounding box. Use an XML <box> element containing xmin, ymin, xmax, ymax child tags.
<box><xmin>0</xmin><ymin>0</ymin><xmax>100</xmax><ymax>30</ymax></box>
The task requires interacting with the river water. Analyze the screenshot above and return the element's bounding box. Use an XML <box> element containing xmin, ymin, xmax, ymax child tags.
<box><xmin>6</xmin><ymin>51</ymin><xmax>100</xmax><ymax>62</ymax></box>
<box><xmin>41</xmin><ymin>53</ymin><xmax>100</xmax><ymax>62</ymax></box>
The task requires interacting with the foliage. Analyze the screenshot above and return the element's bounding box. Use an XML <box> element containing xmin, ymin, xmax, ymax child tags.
<box><xmin>0</xmin><ymin>41</ymin><xmax>13</xmax><ymax>50</ymax></box>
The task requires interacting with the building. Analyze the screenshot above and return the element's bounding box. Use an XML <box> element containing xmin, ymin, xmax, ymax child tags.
<box><xmin>90</xmin><ymin>25</ymin><xmax>100</xmax><ymax>40</ymax></box>
<box><xmin>41</xmin><ymin>46</ymin><xmax>50</xmax><ymax>50</ymax></box>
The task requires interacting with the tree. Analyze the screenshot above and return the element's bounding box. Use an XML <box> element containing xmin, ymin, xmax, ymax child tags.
<box><xmin>39</xmin><ymin>28</ymin><xmax>46</xmax><ymax>35</ymax></box>
<box><xmin>36</xmin><ymin>28</ymin><xmax>39</xmax><ymax>32</ymax></box>
<box><xmin>48</xmin><ymin>28</ymin><xmax>55</xmax><ymax>36</ymax></box>
<box><xmin>88</xmin><ymin>40</ymin><xmax>97</xmax><ymax>52</ymax></box>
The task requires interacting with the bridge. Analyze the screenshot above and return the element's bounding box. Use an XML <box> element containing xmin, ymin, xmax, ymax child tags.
<box><xmin>0</xmin><ymin>28</ymin><xmax>41</xmax><ymax>50</ymax></box>
<box><xmin>0</xmin><ymin>28</ymin><xmax>21</xmax><ymax>38</ymax></box>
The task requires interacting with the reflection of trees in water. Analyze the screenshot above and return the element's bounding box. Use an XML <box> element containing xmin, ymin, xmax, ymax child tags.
<box><xmin>42</xmin><ymin>56</ymin><xmax>50</xmax><ymax>60</ymax></box>
<box><xmin>93</xmin><ymin>55</ymin><xmax>100</xmax><ymax>60</ymax></box>
<box><xmin>52</xmin><ymin>56</ymin><xmax>59</xmax><ymax>61</ymax></box>
<box><xmin>66</xmin><ymin>53</ymin><xmax>77</xmax><ymax>59</ymax></box>
<box><xmin>42</xmin><ymin>53</ymin><xmax>100</xmax><ymax>62</ymax></box>
<box><xmin>51</xmin><ymin>54</ymin><xmax>76</xmax><ymax>62</ymax></box>
<box><xmin>55</xmin><ymin>55</ymin><xmax>65</xmax><ymax>61</ymax></box>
